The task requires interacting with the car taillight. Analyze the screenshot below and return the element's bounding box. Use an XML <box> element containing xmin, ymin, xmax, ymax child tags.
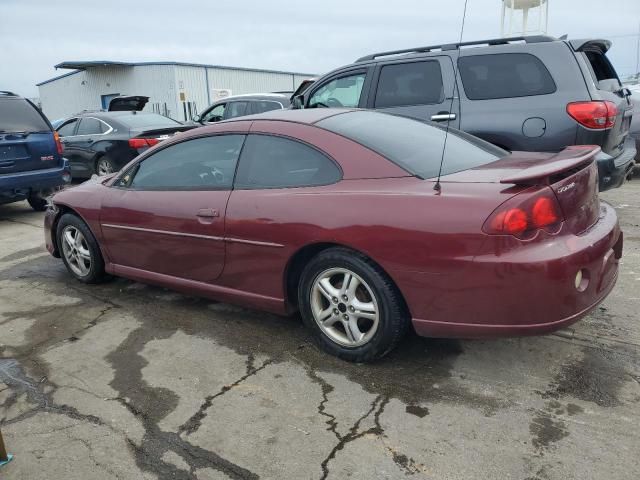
<box><xmin>53</xmin><ymin>131</ymin><xmax>63</xmax><ymax>154</ymax></box>
<box><xmin>566</xmin><ymin>101</ymin><xmax>617</xmax><ymax>129</ymax></box>
<box><xmin>128</xmin><ymin>138</ymin><xmax>159</xmax><ymax>149</ymax></box>
<box><xmin>483</xmin><ymin>187</ymin><xmax>563</xmax><ymax>238</ymax></box>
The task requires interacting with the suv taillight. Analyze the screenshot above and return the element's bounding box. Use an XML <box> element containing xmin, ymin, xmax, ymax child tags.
<box><xmin>128</xmin><ymin>138</ymin><xmax>159</xmax><ymax>149</ymax></box>
<box><xmin>566</xmin><ymin>101</ymin><xmax>617</xmax><ymax>129</ymax></box>
<box><xmin>483</xmin><ymin>187</ymin><xmax>564</xmax><ymax>239</ymax></box>
<box><xmin>53</xmin><ymin>131</ymin><xmax>63</xmax><ymax>154</ymax></box>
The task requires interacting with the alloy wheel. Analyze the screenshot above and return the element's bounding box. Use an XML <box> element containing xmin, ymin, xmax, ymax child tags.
<box><xmin>97</xmin><ymin>158</ymin><xmax>113</xmax><ymax>176</ymax></box>
<box><xmin>61</xmin><ymin>225</ymin><xmax>92</xmax><ymax>277</ymax></box>
<box><xmin>310</xmin><ymin>267</ymin><xmax>379</xmax><ymax>347</ymax></box>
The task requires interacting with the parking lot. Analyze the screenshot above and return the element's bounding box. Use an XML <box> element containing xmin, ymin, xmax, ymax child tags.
<box><xmin>0</xmin><ymin>180</ymin><xmax>638</xmax><ymax>479</ymax></box>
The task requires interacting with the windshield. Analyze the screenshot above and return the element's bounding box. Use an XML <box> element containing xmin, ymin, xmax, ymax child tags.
<box><xmin>317</xmin><ymin>111</ymin><xmax>506</xmax><ymax>179</ymax></box>
<box><xmin>0</xmin><ymin>98</ymin><xmax>51</xmax><ymax>132</ymax></box>
<box><xmin>116</xmin><ymin>113</ymin><xmax>182</xmax><ymax>129</ymax></box>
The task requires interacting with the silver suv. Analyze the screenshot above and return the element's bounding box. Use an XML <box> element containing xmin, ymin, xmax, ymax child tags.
<box><xmin>294</xmin><ymin>35</ymin><xmax>636</xmax><ymax>191</ymax></box>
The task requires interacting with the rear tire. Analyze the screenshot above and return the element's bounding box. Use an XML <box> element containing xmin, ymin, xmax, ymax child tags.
<box><xmin>298</xmin><ymin>247</ymin><xmax>409</xmax><ymax>362</ymax></box>
<box><xmin>96</xmin><ymin>156</ymin><xmax>116</xmax><ymax>176</ymax></box>
<box><xmin>56</xmin><ymin>213</ymin><xmax>106</xmax><ymax>284</ymax></box>
<box><xmin>27</xmin><ymin>194</ymin><xmax>48</xmax><ymax>212</ymax></box>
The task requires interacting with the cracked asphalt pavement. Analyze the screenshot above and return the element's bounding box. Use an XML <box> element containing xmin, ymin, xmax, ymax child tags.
<box><xmin>1</xmin><ymin>181</ymin><xmax>639</xmax><ymax>480</ymax></box>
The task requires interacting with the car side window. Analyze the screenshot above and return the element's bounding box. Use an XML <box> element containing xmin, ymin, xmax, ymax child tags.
<box><xmin>202</xmin><ymin>104</ymin><xmax>226</xmax><ymax>123</ymax></box>
<box><xmin>234</xmin><ymin>134</ymin><xmax>341</xmax><ymax>189</ymax></box>
<box><xmin>57</xmin><ymin>119</ymin><xmax>78</xmax><ymax>137</ymax></box>
<box><xmin>116</xmin><ymin>135</ymin><xmax>245</xmax><ymax>190</ymax></box>
<box><xmin>76</xmin><ymin>117</ymin><xmax>104</xmax><ymax>135</ymax></box>
<box><xmin>308</xmin><ymin>72</ymin><xmax>366</xmax><ymax>108</ymax></box>
<box><xmin>458</xmin><ymin>53</ymin><xmax>556</xmax><ymax>100</ymax></box>
<box><xmin>225</xmin><ymin>101</ymin><xmax>249</xmax><ymax>119</ymax></box>
<box><xmin>375</xmin><ymin>61</ymin><xmax>444</xmax><ymax>108</ymax></box>
<box><xmin>251</xmin><ymin>101</ymin><xmax>283</xmax><ymax>114</ymax></box>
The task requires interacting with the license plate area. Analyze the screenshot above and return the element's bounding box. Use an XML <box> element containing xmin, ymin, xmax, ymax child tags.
<box><xmin>0</xmin><ymin>145</ymin><xmax>29</xmax><ymax>161</ymax></box>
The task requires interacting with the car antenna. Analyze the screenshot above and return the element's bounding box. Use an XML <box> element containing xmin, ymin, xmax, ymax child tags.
<box><xmin>434</xmin><ymin>0</ymin><xmax>469</xmax><ymax>193</ymax></box>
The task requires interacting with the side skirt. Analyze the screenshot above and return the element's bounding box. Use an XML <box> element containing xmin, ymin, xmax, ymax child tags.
<box><xmin>105</xmin><ymin>263</ymin><xmax>286</xmax><ymax>315</ymax></box>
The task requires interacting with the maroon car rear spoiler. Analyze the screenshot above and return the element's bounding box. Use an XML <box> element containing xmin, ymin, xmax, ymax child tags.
<box><xmin>500</xmin><ymin>145</ymin><xmax>601</xmax><ymax>185</ymax></box>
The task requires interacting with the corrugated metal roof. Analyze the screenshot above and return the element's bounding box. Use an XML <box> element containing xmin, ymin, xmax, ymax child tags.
<box><xmin>36</xmin><ymin>69</ymin><xmax>83</xmax><ymax>86</ymax></box>
<box><xmin>35</xmin><ymin>60</ymin><xmax>315</xmax><ymax>86</ymax></box>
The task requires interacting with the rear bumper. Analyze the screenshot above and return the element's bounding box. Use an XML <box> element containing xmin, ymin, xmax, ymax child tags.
<box><xmin>0</xmin><ymin>160</ymin><xmax>71</xmax><ymax>203</ymax></box>
<box><xmin>597</xmin><ymin>137</ymin><xmax>636</xmax><ymax>191</ymax></box>
<box><xmin>400</xmin><ymin>202</ymin><xmax>622</xmax><ymax>338</ymax></box>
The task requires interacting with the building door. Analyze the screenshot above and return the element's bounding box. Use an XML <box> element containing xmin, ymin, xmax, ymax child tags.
<box><xmin>100</xmin><ymin>93</ymin><xmax>120</xmax><ymax>110</ymax></box>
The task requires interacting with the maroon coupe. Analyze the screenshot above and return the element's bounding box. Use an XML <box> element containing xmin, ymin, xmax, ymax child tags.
<box><xmin>44</xmin><ymin>109</ymin><xmax>622</xmax><ymax>362</ymax></box>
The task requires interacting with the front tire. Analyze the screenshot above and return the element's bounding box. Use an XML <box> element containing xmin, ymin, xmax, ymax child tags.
<box><xmin>298</xmin><ymin>248</ymin><xmax>409</xmax><ymax>362</ymax></box>
<box><xmin>56</xmin><ymin>213</ymin><xmax>106</xmax><ymax>283</ymax></box>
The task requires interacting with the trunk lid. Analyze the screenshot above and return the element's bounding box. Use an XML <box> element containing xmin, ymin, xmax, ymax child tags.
<box><xmin>444</xmin><ymin>146</ymin><xmax>601</xmax><ymax>234</ymax></box>
<box><xmin>130</xmin><ymin>125</ymin><xmax>194</xmax><ymax>140</ymax></box>
<box><xmin>108</xmin><ymin>95</ymin><xmax>149</xmax><ymax>111</ymax></box>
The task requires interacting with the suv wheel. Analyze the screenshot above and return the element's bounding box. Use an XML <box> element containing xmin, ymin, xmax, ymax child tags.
<box><xmin>27</xmin><ymin>194</ymin><xmax>48</xmax><ymax>212</ymax></box>
<box><xmin>298</xmin><ymin>248</ymin><xmax>409</xmax><ymax>362</ymax></box>
<box><xmin>56</xmin><ymin>213</ymin><xmax>106</xmax><ymax>283</ymax></box>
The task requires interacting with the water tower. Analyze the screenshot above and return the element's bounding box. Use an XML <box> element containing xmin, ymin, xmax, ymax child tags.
<box><xmin>501</xmin><ymin>0</ymin><xmax>549</xmax><ymax>37</ymax></box>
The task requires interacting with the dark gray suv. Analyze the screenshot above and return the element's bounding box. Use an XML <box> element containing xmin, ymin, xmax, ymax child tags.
<box><xmin>294</xmin><ymin>35</ymin><xmax>636</xmax><ymax>191</ymax></box>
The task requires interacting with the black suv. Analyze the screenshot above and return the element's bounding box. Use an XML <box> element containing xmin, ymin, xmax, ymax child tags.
<box><xmin>0</xmin><ymin>91</ymin><xmax>70</xmax><ymax>210</ymax></box>
<box><xmin>293</xmin><ymin>35</ymin><xmax>636</xmax><ymax>191</ymax></box>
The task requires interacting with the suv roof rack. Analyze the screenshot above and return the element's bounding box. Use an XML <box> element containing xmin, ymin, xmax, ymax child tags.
<box><xmin>0</xmin><ymin>91</ymin><xmax>18</xmax><ymax>97</ymax></box>
<box><xmin>355</xmin><ymin>35</ymin><xmax>558</xmax><ymax>62</ymax></box>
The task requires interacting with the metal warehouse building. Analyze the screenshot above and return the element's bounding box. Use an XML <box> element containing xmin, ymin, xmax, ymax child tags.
<box><xmin>36</xmin><ymin>61</ymin><xmax>314</xmax><ymax>121</ymax></box>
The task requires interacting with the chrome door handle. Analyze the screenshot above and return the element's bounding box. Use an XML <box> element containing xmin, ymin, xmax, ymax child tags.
<box><xmin>430</xmin><ymin>113</ymin><xmax>457</xmax><ymax>122</ymax></box>
<box><xmin>196</xmin><ymin>208</ymin><xmax>219</xmax><ymax>218</ymax></box>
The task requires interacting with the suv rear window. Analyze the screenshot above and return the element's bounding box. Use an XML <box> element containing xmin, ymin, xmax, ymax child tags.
<box><xmin>375</xmin><ymin>61</ymin><xmax>444</xmax><ymax>107</ymax></box>
<box><xmin>458</xmin><ymin>53</ymin><xmax>556</xmax><ymax>100</ymax></box>
<box><xmin>0</xmin><ymin>98</ymin><xmax>51</xmax><ymax>132</ymax></box>
<box><xmin>317</xmin><ymin>111</ymin><xmax>506</xmax><ymax>179</ymax></box>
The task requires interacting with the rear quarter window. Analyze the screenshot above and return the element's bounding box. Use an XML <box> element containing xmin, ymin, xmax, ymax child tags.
<box><xmin>458</xmin><ymin>53</ymin><xmax>556</xmax><ymax>100</ymax></box>
<box><xmin>582</xmin><ymin>50</ymin><xmax>621</xmax><ymax>90</ymax></box>
<box><xmin>317</xmin><ymin>111</ymin><xmax>505</xmax><ymax>179</ymax></box>
<box><xmin>0</xmin><ymin>98</ymin><xmax>51</xmax><ymax>132</ymax></box>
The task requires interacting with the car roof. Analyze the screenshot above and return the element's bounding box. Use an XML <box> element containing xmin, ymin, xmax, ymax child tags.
<box><xmin>220</xmin><ymin>107</ymin><xmax>357</xmax><ymax>125</ymax></box>
<box><xmin>75</xmin><ymin>111</ymin><xmax>167</xmax><ymax>119</ymax></box>
<box><xmin>223</xmin><ymin>93</ymin><xmax>290</xmax><ymax>101</ymax></box>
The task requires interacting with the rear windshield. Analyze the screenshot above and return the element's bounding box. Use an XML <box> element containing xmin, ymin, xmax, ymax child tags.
<box><xmin>458</xmin><ymin>53</ymin><xmax>556</xmax><ymax>100</ymax></box>
<box><xmin>316</xmin><ymin>111</ymin><xmax>506</xmax><ymax>179</ymax></box>
<box><xmin>115</xmin><ymin>113</ymin><xmax>182</xmax><ymax>129</ymax></box>
<box><xmin>0</xmin><ymin>98</ymin><xmax>51</xmax><ymax>132</ymax></box>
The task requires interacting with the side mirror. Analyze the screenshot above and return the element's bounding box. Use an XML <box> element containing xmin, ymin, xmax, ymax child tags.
<box><xmin>191</xmin><ymin>114</ymin><xmax>201</xmax><ymax>123</ymax></box>
<box><xmin>292</xmin><ymin>95</ymin><xmax>304</xmax><ymax>110</ymax></box>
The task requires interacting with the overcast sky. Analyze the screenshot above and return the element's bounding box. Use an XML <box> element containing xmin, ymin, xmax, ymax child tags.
<box><xmin>2</xmin><ymin>0</ymin><xmax>639</xmax><ymax>98</ymax></box>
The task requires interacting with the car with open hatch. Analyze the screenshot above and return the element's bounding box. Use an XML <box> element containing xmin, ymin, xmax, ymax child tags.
<box><xmin>55</xmin><ymin>110</ymin><xmax>193</xmax><ymax>178</ymax></box>
<box><xmin>44</xmin><ymin>109</ymin><xmax>622</xmax><ymax>362</ymax></box>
